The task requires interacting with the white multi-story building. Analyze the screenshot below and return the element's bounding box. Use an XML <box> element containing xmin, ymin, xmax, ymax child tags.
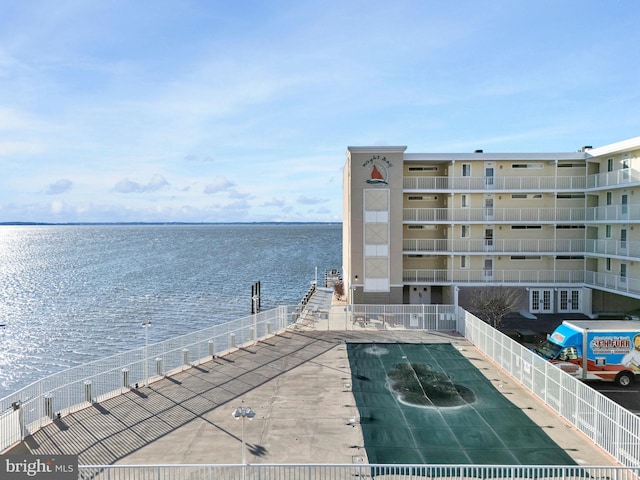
<box><xmin>342</xmin><ymin>136</ymin><xmax>640</xmax><ymax>317</ymax></box>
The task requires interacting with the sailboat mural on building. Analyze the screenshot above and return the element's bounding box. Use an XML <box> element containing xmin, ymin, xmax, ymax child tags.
<box><xmin>366</xmin><ymin>162</ymin><xmax>389</xmax><ymax>185</ymax></box>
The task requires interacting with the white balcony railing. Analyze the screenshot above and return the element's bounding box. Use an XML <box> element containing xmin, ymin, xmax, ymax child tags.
<box><xmin>587</xmin><ymin>168</ymin><xmax>640</xmax><ymax>189</ymax></box>
<box><xmin>585</xmin><ymin>239</ymin><xmax>640</xmax><ymax>258</ymax></box>
<box><xmin>585</xmin><ymin>270</ymin><xmax>640</xmax><ymax>295</ymax></box>
<box><xmin>404</xmin><ymin>168</ymin><xmax>640</xmax><ymax>191</ymax></box>
<box><xmin>403</xmin><ymin>207</ymin><xmax>586</xmax><ymax>222</ymax></box>
<box><xmin>403</xmin><ymin>176</ymin><xmax>587</xmax><ymax>191</ymax></box>
<box><xmin>403</xmin><ymin>205</ymin><xmax>639</xmax><ymax>223</ymax></box>
<box><xmin>404</xmin><ymin>238</ymin><xmax>640</xmax><ymax>259</ymax></box>
<box><xmin>402</xmin><ymin>269</ymin><xmax>640</xmax><ymax>297</ymax></box>
<box><xmin>402</xmin><ymin>269</ymin><xmax>586</xmax><ymax>284</ymax></box>
<box><xmin>585</xmin><ymin>204</ymin><xmax>639</xmax><ymax>222</ymax></box>
<box><xmin>403</xmin><ymin>238</ymin><xmax>586</xmax><ymax>254</ymax></box>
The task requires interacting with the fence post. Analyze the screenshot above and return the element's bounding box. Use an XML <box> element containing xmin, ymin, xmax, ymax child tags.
<box><xmin>156</xmin><ymin>357</ymin><xmax>163</xmax><ymax>376</ymax></box>
<box><xmin>230</xmin><ymin>333</ymin><xmax>236</xmax><ymax>349</ymax></box>
<box><xmin>84</xmin><ymin>381</ymin><xmax>92</xmax><ymax>404</ymax></box>
<box><xmin>122</xmin><ymin>368</ymin><xmax>129</xmax><ymax>390</ymax></box>
<box><xmin>44</xmin><ymin>395</ymin><xmax>54</xmax><ymax>420</ymax></box>
<box><xmin>183</xmin><ymin>349</ymin><xmax>190</xmax><ymax>367</ymax></box>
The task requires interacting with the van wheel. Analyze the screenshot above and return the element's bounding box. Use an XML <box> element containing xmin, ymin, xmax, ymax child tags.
<box><xmin>615</xmin><ymin>371</ymin><xmax>634</xmax><ymax>387</ymax></box>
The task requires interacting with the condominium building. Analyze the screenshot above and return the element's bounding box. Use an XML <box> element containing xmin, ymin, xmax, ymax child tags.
<box><xmin>342</xmin><ymin>136</ymin><xmax>640</xmax><ymax>317</ymax></box>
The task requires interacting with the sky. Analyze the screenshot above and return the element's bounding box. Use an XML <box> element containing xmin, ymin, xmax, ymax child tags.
<box><xmin>1</xmin><ymin>1</ymin><xmax>639</xmax><ymax>224</ymax></box>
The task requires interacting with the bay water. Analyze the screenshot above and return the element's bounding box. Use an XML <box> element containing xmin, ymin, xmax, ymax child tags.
<box><xmin>0</xmin><ymin>223</ymin><xmax>341</xmax><ymax>399</ymax></box>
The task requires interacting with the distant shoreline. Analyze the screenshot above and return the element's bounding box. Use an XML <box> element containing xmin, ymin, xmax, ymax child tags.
<box><xmin>0</xmin><ymin>221</ymin><xmax>342</xmax><ymax>226</ymax></box>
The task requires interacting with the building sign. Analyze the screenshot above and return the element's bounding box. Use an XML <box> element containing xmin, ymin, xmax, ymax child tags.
<box><xmin>363</xmin><ymin>155</ymin><xmax>391</xmax><ymax>185</ymax></box>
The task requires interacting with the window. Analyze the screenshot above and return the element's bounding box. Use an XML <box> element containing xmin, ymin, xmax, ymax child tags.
<box><xmin>621</xmin><ymin>263</ymin><xmax>627</xmax><ymax>281</ymax></box>
<box><xmin>557</xmin><ymin>194</ymin><xmax>585</xmax><ymax>199</ymax></box>
<box><xmin>510</xmin><ymin>256</ymin><xmax>542</xmax><ymax>260</ymax></box>
<box><xmin>608</xmin><ymin>158</ymin><xmax>614</xmax><ymax>172</ymax></box>
<box><xmin>462</xmin><ymin>164</ymin><xmax>471</xmax><ymax>177</ymax></box>
<box><xmin>408</xmin><ymin>166</ymin><xmax>438</xmax><ymax>171</ymax></box>
<box><xmin>557</xmin><ymin>163</ymin><xmax>585</xmax><ymax>168</ymax></box>
<box><xmin>461</xmin><ymin>195</ymin><xmax>469</xmax><ymax>207</ymax></box>
<box><xmin>556</xmin><ymin>256</ymin><xmax>584</xmax><ymax>260</ymax></box>
<box><xmin>461</xmin><ymin>225</ymin><xmax>470</xmax><ymax>238</ymax></box>
<box><xmin>460</xmin><ymin>256</ymin><xmax>469</xmax><ymax>269</ymax></box>
<box><xmin>407</xmin><ymin>224</ymin><xmax>437</xmax><ymax>230</ymax></box>
<box><xmin>407</xmin><ymin>196</ymin><xmax>424</xmax><ymax>201</ymax></box>
<box><xmin>512</xmin><ymin>194</ymin><xmax>542</xmax><ymax>199</ymax></box>
<box><xmin>606</xmin><ymin>192</ymin><xmax>612</xmax><ymax>205</ymax></box>
<box><xmin>511</xmin><ymin>225</ymin><xmax>542</xmax><ymax>230</ymax></box>
<box><xmin>605</xmin><ymin>225</ymin><xmax>612</xmax><ymax>238</ymax></box>
<box><xmin>512</xmin><ymin>163</ymin><xmax>543</xmax><ymax>169</ymax></box>
<box><xmin>556</xmin><ymin>225</ymin><xmax>585</xmax><ymax>229</ymax></box>
<box><xmin>606</xmin><ymin>258</ymin><xmax>611</xmax><ymax>271</ymax></box>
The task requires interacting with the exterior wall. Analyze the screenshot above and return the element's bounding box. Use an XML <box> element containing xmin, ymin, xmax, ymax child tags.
<box><xmin>344</xmin><ymin>147</ymin><xmax>406</xmax><ymax>304</ymax></box>
<box><xmin>343</xmin><ymin>137</ymin><xmax>640</xmax><ymax>316</ymax></box>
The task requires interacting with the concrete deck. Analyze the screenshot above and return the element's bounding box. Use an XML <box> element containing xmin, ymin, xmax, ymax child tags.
<box><xmin>6</xmin><ymin>290</ymin><xmax>618</xmax><ymax>466</ymax></box>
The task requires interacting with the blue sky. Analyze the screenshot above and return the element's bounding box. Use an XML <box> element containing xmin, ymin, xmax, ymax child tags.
<box><xmin>1</xmin><ymin>1</ymin><xmax>639</xmax><ymax>223</ymax></box>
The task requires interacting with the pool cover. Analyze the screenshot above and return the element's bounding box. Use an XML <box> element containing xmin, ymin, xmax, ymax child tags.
<box><xmin>347</xmin><ymin>343</ymin><xmax>576</xmax><ymax>465</ymax></box>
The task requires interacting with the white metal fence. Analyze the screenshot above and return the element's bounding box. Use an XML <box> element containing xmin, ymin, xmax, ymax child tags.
<box><xmin>3</xmin><ymin>302</ymin><xmax>640</xmax><ymax>477</ymax></box>
<box><xmin>0</xmin><ymin>306</ymin><xmax>300</xmax><ymax>453</ymax></box>
<box><xmin>463</xmin><ymin>309</ymin><xmax>640</xmax><ymax>468</ymax></box>
<box><xmin>77</xmin><ymin>463</ymin><xmax>640</xmax><ymax>480</ymax></box>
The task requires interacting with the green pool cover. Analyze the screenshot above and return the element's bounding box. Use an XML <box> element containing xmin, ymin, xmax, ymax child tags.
<box><xmin>347</xmin><ymin>343</ymin><xmax>576</xmax><ymax>465</ymax></box>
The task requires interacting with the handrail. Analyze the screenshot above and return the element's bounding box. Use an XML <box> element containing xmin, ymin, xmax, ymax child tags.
<box><xmin>0</xmin><ymin>305</ymin><xmax>301</xmax><ymax>452</ymax></box>
<box><xmin>78</xmin><ymin>463</ymin><xmax>640</xmax><ymax>480</ymax></box>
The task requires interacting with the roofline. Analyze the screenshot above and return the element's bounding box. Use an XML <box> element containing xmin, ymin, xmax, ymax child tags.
<box><xmin>585</xmin><ymin>136</ymin><xmax>640</xmax><ymax>157</ymax></box>
<box><xmin>404</xmin><ymin>152</ymin><xmax>586</xmax><ymax>161</ymax></box>
<box><xmin>347</xmin><ymin>146</ymin><xmax>407</xmax><ymax>154</ymax></box>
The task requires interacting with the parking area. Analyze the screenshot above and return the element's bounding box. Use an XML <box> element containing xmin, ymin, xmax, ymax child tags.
<box><xmin>501</xmin><ymin>312</ymin><xmax>640</xmax><ymax>415</ymax></box>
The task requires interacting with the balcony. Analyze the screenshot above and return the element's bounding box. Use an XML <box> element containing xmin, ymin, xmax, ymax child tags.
<box><xmin>404</xmin><ymin>205</ymin><xmax>639</xmax><ymax>224</ymax></box>
<box><xmin>403</xmin><ymin>169</ymin><xmax>640</xmax><ymax>192</ymax></box>
<box><xmin>403</xmin><ymin>269</ymin><xmax>585</xmax><ymax>284</ymax></box>
<box><xmin>404</xmin><ymin>207</ymin><xmax>587</xmax><ymax>223</ymax></box>
<box><xmin>403</xmin><ymin>238</ymin><xmax>586</xmax><ymax>254</ymax></box>
<box><xmin>586</xmin><ymin>168</ymin><xmax>640</xmax><ymax>190</ymax></box>
<box><xmin>585</xmin><ymin>205</ymin><xmax>639</xmax><ymax>222</ymax></box>
<box><xmin>403</xmin><ymin>175</ymin><xmax>586</xmax><ymax>191</ymax></box>
<box><xmin>402</xmin><ymin>269</ymin><xmax>640</xmax><ymax>298</ymax></box>
<box><xmin>585</xmin><ymin>239</ymin><xmax>640</xmax><ymax>258</ymax></box>
<box><xmin>585</xmin><ymin>271</ymin><xmax>640</xmax><ymax>297</ymax></box>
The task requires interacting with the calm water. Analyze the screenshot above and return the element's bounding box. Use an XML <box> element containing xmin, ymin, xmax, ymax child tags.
<box><xmin>0</xmin><ymin>223</ymin><xmax>342</xmax><ymax>399</ymax></box>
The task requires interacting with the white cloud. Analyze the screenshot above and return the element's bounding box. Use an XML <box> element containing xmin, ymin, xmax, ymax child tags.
<box><xmin>113</xmin><ymin>175</ymin><xmax>169</xmax><ymax>194</ymax></box>
<box><xmin>45</xmin><ymin>178</ymin><xmax>73</xmax><ymax>195</ymax></box>
<box><xmin>113</xmin><ymin>178</ymin><xmax>143</xmax><ymax>194</ymax></box>
<box><xmin>297</xmin><ymin>196</ymin><xmax>327</xmax><ymax>205</ymax></box>
<box><xmin>203</xmin><ymin>176</ymin><xmax>235</xmax><ymax>194</ymax></box>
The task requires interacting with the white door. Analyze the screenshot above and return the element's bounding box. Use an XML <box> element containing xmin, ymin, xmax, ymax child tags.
<box><xmin>530</xmin><ymin>289</ymin><xmax>553</xmax><ymax>313</ymax></box>
<box><xmin>484</xmin><ymin>227</ymin><xmax>494</xmax><ymax>251</ymax></box>
<box><xmin>484</xmin><ymin>166</ymin><xmax>495</xmax><ymax>189</ymax></box>
<box><xmin>558</xmin><ymin>289</ymin><xmax>581</xmax><ymax>313</ymax></box>
<box><xmin>484</xmin><ymin>196</ymin><xmax>494</xmax><ymax>221</ymax></box>
<box><xmin>621</xmin><ymin>194</ymin><xmax>629</xmax><ymax>219</ymax></box>
<box><xmin>483</xmin><ymin>258</ymin><xmax>493</xmax><ymax>280</ymax></box>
